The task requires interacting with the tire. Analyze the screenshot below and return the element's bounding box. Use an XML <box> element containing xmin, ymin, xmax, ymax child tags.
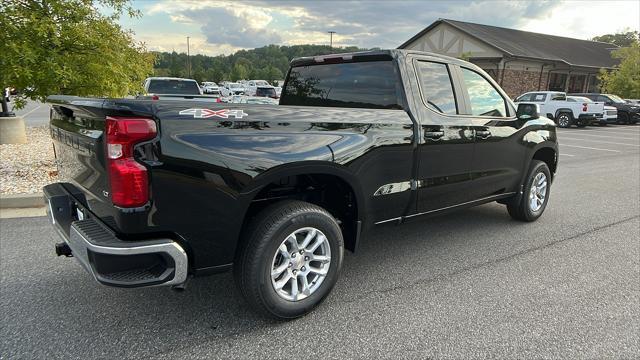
<box><xmin>556</xmin><ymin>112</ymin><xmax>572</xmax><ymax>128</ymax></box>
<box><xmin>234</xmin><ymin>200</ymin><xmax>344</xmax><ymax>319</ymax></box>
<box><xmin>617</xmin><ymin>112</ymin><xmax>629</xmax><ymax>124</ymax></box>
<box><xmin>507</xmin><ymin>160</ymin><xmax>551</xmax><ymax>222</ymax></box>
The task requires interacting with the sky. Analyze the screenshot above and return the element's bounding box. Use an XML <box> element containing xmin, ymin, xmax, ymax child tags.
<box><xmin>117</xmin><ymin>0</ymin><xmax>640</xmax><ymax>56</ymax></box>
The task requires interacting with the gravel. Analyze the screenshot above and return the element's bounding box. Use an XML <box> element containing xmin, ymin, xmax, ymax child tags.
<box><xmin>0</xmin><ymin>126</ymin><xmax>58</xmax><ymax>194</ymax></box>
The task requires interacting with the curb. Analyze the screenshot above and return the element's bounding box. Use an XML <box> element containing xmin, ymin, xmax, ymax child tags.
<box><xmin>0</xmin><ymin>194</ymin><xmax>45</xmax><ymax>209</ymax></box>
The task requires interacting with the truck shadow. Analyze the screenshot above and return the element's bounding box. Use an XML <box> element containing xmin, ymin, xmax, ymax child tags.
<box><xmin>13</xmin><ymin>203</ymin><xmax>523</xmax><ymax>355</ymax></box>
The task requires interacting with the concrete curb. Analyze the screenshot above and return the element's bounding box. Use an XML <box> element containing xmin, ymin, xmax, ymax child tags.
<box><xmin>0</xmin><ymin>194</ymin><xmax>45</xmax><ymax>209</ymax></box>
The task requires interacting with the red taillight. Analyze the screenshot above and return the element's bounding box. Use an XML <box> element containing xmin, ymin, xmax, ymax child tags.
<box><xmin>582</xmin><ymin>103</ymin><xmax>588</xmax><ymax>111</ymax></box>
<box><xmin>105</xmin><ymin>117</ymin><xmax>157</xmax><ymax>208</ymax></box>
<box><xmin>151</xmin><ymin>95</ymin><xmax>159</xmax><ymax>101</ymax></box>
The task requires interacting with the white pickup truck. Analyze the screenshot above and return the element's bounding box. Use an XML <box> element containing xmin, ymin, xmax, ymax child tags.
<box><xmin>514</xmin><ymin>91</ymin><xmax>604</xmax><ymax>128</ymax></box>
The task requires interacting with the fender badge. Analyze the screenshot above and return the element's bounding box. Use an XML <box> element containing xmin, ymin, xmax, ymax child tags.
<box><xmin>179</xmin><ymin>108</ymin><xmax>248</xmax><ymax>119</ymax></box>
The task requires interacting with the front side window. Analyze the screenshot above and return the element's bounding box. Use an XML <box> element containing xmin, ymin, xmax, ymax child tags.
<box><xmin>461</xmin><ymin>68</ymin><xmax>507</xmax><ymax>117</ymax></box>
<box><xmin>280</xmin><ymin>60</ymin><xmax>403</xmax><ymax>110</ymax></box>
<box><xmin>415</xmin><ymin>61</ymin><xmax>457</xmax><ymax>114</ymax></box>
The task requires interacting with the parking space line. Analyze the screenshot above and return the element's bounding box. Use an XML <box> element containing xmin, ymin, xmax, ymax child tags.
<box><xmin>559</xmin><ymin>153</ymin><xmax>575</xmax><ymax>157</ymax></box>
<box><xmin>559</xmin><ymin>132</ymin><xmax>639</xmax><ymax>140</ymax></box>
<box><xmin>560</xmin><ymin>137</ymin><xmax>640</xmax><ymax>147</ymax></box>
<box><xmin>561</xmin><ymin>144</ymin><xmax>621</xmax><ymax>153</ymax></box>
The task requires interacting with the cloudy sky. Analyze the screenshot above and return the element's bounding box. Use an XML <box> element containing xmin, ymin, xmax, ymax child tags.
<box><xmin>118</xmin><ymin>0</ymin><xmax>640</xmax><ymax>56</ymax></box>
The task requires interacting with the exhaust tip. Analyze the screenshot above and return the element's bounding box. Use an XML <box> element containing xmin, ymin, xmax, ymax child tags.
<box><xmin>55</xmin><ymin>242</ymin><xmax>73</xmax><ymax>257</ymax></box>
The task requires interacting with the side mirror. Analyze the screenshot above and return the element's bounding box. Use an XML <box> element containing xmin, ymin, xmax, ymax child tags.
<box><xmin>516</xmin><ymin>103</ymin><xmax>540</xmax><ymax>120</ymax></box>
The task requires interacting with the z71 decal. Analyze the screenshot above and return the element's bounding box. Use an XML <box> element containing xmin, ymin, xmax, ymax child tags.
<box><xmin>179</xmin><ymin>108</ymin><xmax>248</xmax><ymax>119</ymax></box>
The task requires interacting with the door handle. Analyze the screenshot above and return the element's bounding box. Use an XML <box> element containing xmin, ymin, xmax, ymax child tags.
<box><xmin>424</xmin><ymin>130</ymin><xmax>445</xmax><ymax>140</ymax></box>
<box><xmin>476</xmin><ymin>130</ymin><xmax>491</xmax><ymax>139</ymax></box>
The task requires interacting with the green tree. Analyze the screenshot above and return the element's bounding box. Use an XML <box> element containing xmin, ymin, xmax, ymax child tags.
<box><xmin>592</xmin><ymin>30</ymin><xmax>640</xmax><ymax>47</ymax></box>
<box><xmin>598</xmin><ymin>42</ymin><xmax>640</xmax><ymax>98</ymax></box>
<box><xmin>230</xmin><ymin>63</ymin><xmax>249</xmax><ymax>81</ymax></box>
<box><xmin>0</xmin><ymin>0</ymin><xmax>155</xmax><ymax>110</ymax></box>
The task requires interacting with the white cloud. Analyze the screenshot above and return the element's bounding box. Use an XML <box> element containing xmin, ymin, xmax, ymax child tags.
<box><xmin>127</xmin><ymin>0</ymin><xmax>640</xmax><ymax>55</ymax></box>
<box><xmin>520</xmin><ymin>0</ymin><xmax>640</xmax><ymax>40</ymax></box>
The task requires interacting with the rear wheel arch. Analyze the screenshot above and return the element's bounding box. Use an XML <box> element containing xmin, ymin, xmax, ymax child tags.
<box><xmin>239</xmin><ymin>164</ymin><xmax>365</xmax><ymax>255</ymax></box>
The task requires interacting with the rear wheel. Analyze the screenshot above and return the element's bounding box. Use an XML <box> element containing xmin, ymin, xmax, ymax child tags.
<box><xmin>234</xmin><ymin>200</ymin><xmax>344</xmax><ymax>319</ymax></box>
<box><xmin>507</xmin><ymin>160</ymin><xmax>551</xmax><ymax>222</ymax></box>
<box><xmin>556</xmin><ymin>113</ymin><xmax>572</xmax><ymax>128</ymax></box>
<box><xmin>618</xmin><ymin>112</ymin><xmax>629</xmax><ymax>124</ymax></box>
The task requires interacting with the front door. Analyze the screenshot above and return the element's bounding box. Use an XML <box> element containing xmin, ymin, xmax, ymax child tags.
<box><xmin>456</xmin><ymin>66</ymin><xmax>524</xmax><ymax>200</ymax></box>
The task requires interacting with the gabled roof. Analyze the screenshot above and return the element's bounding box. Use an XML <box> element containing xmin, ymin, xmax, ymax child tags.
<box><xmin>398</xmin><ymin>19</ymin><xmax>619</xmax><ymax>69</ymax></box>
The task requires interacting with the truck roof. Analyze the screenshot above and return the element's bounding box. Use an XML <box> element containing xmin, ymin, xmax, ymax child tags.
<box><xmin>289</xmin><ymin>49</ymin><xmax>473</xmax><ymax>68</ymax></box>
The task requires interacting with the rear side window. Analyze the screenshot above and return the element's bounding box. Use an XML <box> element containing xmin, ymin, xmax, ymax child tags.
<box><xmin>415</xmin><ymin>61</ymin><xmax>457</xmax><ymax>114</ymax></box>
<box><xmin>550</xmin><ymin>93</ymin><xmax>566</xmax><ymax>101</ymax></box>
<box><xmin>532</xmin><ymin>93</ymin><xmax>547</xmax><ymax>102</ymax></box>
<box><xmin>461</xmin><ymin>68</ymin><xmax>507</xmax><ymax>117</ymax></box>
<box><xmin>280</xmin><ymin>61</ymin><xmax>403</xmax><ymax>109</ymax></box>
<box><xmin>148</xmin><ymin>80</ymin><xmax>200</xmax><ymax>95</ymax></box>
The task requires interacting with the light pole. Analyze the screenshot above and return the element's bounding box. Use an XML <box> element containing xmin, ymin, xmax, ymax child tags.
<box><xmin>328</xmin><ymin>31</ymin><xmax>336</xmax><ymax>48</ymax></box>
<box><xmin>186</xmin><ymin>36</ymin><xmax>191</xmax><ymax>78</ymax></box>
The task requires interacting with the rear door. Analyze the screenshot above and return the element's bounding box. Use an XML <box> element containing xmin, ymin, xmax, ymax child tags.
<box><xmin>455</xmin><ymin>66</ymin><xmax>523</xmax><ymax>201</ymax></box>
<box><xmin>409</xmin><ymin>58</ymin><xmax>476</xmax><ymax>213</ymax></box>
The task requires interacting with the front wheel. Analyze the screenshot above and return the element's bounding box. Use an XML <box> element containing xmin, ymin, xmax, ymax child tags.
<box><xmin>617</xmin><ymin>112</ymin><xmax>629</xmax><ymax>124</ymax></box>
<box><xmin>556</xmin><ymin>113</ymin><xmax>572</xmax><ymax>128</ymax></box>
<box><xmin>234</xmin><ymin>200</ymin><xmax>344</xmax><ymax>319</ymax></box>
<box><xmin>507</xmin><ymin>160</ymin><xmax>551</xmax><ymax>222</ymax></box>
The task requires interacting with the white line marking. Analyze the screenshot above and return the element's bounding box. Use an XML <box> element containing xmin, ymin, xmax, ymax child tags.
<box><xmin>560</xmin><ymin>144</ymin><xmax>621</xmax><ymax>153</ymax></box>
<box><xmin>560</xmin><ymin>137</ymin><xmax>640</xmax><ymax>147</ymax></box>
<box><xmin>559</xmin><ymin>132</ymin><xmax>639</xmax><ymax>140</ymax></box>
<box><xmin>21</xmin><ymin>105</ymin><xmax>42</xmax><ymax>118</ymax></box>
<box><xmin>559</xmin><ymin>153</ymin><xmax>575</xmax><ymax>157</ymax></box>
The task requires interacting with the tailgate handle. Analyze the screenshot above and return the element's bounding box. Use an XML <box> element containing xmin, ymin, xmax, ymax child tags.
<box><xmin>424</xmin><ymin>131</ymin><xmax>444</xmax><ymax>140</ymax></box>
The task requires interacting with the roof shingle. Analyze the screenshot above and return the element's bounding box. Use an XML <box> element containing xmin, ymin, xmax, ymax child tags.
<box><xmin>399</xmin><ymin>19</ymin><xmax>619</xmax><ymax>69</ymax></box>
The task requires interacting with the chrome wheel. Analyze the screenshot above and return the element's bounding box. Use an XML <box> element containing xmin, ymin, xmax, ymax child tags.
<box><xmin>529</xmin><ymin>172</ymin><xmax>547</xmax><ymax>212</ymax></box>
<box><xmin>270</xmin><ymin>227</ymin><xmax>331</xmax><ymax>302</ymax></box>
<box><xmin>557</xmin><ymin>113</ymin><xmax>570</xmax><ymax>128</ymax></box>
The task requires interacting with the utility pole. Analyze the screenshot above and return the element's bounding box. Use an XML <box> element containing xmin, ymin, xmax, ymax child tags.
<box><xmin>328</xmin><ymin>31</ymin><xmax>336</xmax><ymax>48</ymax></box>
<box><xmin>186</xmin><ymin>36</ymin><xmax>191</xmax><ymax>78</ymax></box>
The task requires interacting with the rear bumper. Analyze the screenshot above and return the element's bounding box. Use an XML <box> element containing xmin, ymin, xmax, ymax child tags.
<box><xmin>44</xmin><ymin>183</ymin><xmax>188</xmax><ymax>288</ymax></box>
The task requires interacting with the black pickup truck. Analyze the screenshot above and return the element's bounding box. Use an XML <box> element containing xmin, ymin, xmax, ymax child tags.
<box><xmin>44</xmin><ymin>49</ymin><xmax>558</xmax><ymax>319</ymax></box>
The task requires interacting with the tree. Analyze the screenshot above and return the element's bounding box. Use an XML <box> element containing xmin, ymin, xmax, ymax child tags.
<box><xmin>592</xmin><ymin>30</ymin><xmax>640</xmax><ymax>47</ymax></box>
<box><xmin>230</xmin><ymin>63</ymin><xmax>248</xmax><ymax>81</ymax></box>
<box><xmin>598</xmin><ymin>42</ymin><xmax>640</xmax><ymax>98</ymax></box>
<box><xmin>0</xmin><ymin>0</ymin><xmax>155</xmax><ymax>110</ymax></box>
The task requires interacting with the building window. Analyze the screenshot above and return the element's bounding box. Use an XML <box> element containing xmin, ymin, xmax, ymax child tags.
<box><xmin>548</xmin><ymin>73</ymin><xmax>567</xmax><ymax>91</ymax></box>
<box><xmin>568</xmin><ymin>74</ymin><xmax>586</xmax><ymax>93</ymax></box>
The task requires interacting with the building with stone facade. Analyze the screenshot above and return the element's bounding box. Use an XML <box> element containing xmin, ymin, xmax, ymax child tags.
<box><xmin>398</xmin><ymin>19</ymin><xmax>619</xmax><ymax>98</ymax></box>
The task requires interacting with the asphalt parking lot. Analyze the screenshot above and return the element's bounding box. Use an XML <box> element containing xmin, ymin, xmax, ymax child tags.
<box><xmin>1</xmin><ymin>125</ymin><xmax>639</xmax><ymax>359</ymax></box>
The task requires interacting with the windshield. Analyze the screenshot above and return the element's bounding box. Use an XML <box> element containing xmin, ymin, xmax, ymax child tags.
<box><xmin>148</xmin><ymin>79</ymin><xmax>200</xmax><ymax>95</ymax></box>
<box><xmin>256</xmin><ymin>87</ymin><xmax>276</xmax><ymax>97</ymax></box>
<box><xmin>229</xmin><ymin>83</ymin><xmax>241</xmax><ymax>88</ymax></box>
<box><xmin>255</xmin><ymin>80</ymin><xmax>269</xmax><ymax>86</ymax></box>
<box><xmin>607</xmin><ymin>94</ymin><xmax>625</xmax><ymax>103</ymax></box>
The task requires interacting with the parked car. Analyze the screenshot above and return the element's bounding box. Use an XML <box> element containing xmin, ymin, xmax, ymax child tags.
<box><xmin>245</xmin><ymin>80</ymin><xmax>271</xmax><ymax>96</ymax></box>
<box><xmin>221</xmin><ymin>82</ymin><xmax>246</xmax><ymax>96</ymax></box>
<box><xmin>514</xmin><ymin>91</ymin><xmax>604</xmax><ymax>128</ymax></box>
<box><xmin>201</xmin><ymin>82</ymin><xmax>221</xmax><ymax>96</ymax></box>
<box><xmin>566</xmin><ymin>96</ymin><xmax>616</xmax><ymax>125</ymax></box>
<box><xmin>625</xmin><ymin>99</ymin><xmax>640</xmax><ymax>105</ymax></box>
<box><xmin>44</xmin><ymin>49</ymin><xmax>558</xmax><ymax>319</ymax></box>
<box><xmin>569</xmin><ymin>93</ymin><xmax>639</xmax><ymax>124</ymax></box>
<box><xmin>255</xmin><ymin>86</ymin><xmax>278</xmax><ymax>99</ymax></box>
<box><xmin>139</xmin><ymin>77</ymin><xmax>218</xmax><ymax>102</ymax></box>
